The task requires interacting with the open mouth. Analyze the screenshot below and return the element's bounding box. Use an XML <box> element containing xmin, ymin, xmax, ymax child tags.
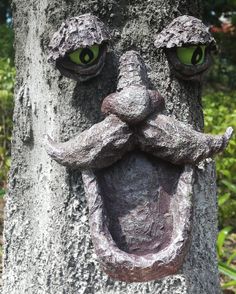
<box><xmin>82</xmin><ymin>152</ymin><xmax>193</xmax><ymax>282</ymax></box>
<box><xmin>46</xmin><ymin>108</ymin><xmax>231</xmax><ymax>283</ymax></box>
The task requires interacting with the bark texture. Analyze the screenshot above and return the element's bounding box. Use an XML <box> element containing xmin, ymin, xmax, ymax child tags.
<box><xmin>3</xmin><ymin>0</ymin><xmax>221</xmax><ymax>293</ymax></box>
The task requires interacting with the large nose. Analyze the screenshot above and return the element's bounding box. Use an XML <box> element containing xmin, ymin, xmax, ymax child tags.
<box><xmin>101</xmin><ymin>50</ymin><xmax>164</xmax><ymax>125</ymax></box>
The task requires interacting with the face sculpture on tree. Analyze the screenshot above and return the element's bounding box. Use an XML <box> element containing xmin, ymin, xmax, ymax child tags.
<box><xmin>46</xmin><ymin>14</ymin><xmax>233</xmax><ymax>282</ymax></box>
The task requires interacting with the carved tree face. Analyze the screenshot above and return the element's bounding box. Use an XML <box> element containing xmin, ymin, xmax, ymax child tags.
<box><xmin>154</xmin><ymin>15</ymin><xmax>217</xmax><ymax>81</ymax></box>
<box><xmin>48</xmin><ymin>14</ymin><xmax>110</xmax><ymax>81</ymax></box>
<box><xmin>46</xmin><ymin>14</ymin><xmax>233</xmax><ymax>283</ymax></box>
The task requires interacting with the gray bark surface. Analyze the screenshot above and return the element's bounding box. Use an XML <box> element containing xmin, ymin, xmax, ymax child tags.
<box><xmin>3</xmin><ymin>0</ymin><xmax>220</xmax><ymax>293</ymax></box>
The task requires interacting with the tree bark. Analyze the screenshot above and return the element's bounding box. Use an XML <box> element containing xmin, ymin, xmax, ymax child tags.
<box><xmin>3</xmin><ymin>0</ymin><xmax>221</xmax><ymax>293</ymax></box>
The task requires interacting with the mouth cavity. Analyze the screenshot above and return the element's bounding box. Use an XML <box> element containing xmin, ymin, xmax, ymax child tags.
<box><xmin>82</xmin><ymin>152</ymin><xmax>193</xmax><ymax>282</ymax></box>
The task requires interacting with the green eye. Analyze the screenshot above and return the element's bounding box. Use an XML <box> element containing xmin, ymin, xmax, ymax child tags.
<box><xmin>69</xmin><ymin>44</ymin><xmax>100</xmax><ymax>65</ymax></box>
<box><xmin>177</xmin><ymin>46</ymin><xmax>206</xmax><ymax>65</ymax></box>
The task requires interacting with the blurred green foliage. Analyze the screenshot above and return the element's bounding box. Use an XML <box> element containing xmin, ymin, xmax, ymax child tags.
<box><xmin>0</xmin><ymin>24</ymin><xmax>14</xmax><ymax>62</ymax></box>
<box><xmin>202</xmin><ymin>11</ymin><xmax>236</xmax><ymax>290</ymax></box>
<box><xmin>203</xmin><ymin>0</ymin><xmax>236</xmax><ymax>26</ymax></box>
<box><xmin>203</xmin><ymin>91</ymin><xmax>236</xmax><ymax>228</ymax></box>
<box><xmin>0</xmin><ymin>24</ymin><xmax>15</xmax><ymax>197</ymax></box>
<box><xmin>204</xmin><ymin>90</ymin><xmax>236</xmax><ymax>291</ymax></box>
<box><xmin>207</xmin><ymin>36</ymin><xmax>236</xmax><ymax>90</ymax></box>
<box><xmin>217</xmin><ymin>227</ymin><xmax>236</xmax><ymax>289</ymax></box>
<box><xmin>0</xmin><ymin>0</ymin><xmax>11</xmax><ymax>25</ymax></box>
<box><xmin>203</xmin><ymin>0</ymin><xmax>236</xmax><ymax>91</ymax></box>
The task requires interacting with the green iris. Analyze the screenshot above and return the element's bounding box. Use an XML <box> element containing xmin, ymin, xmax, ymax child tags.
<box><xmin>177</xmin><ymin>45</ymin><xmax>206</xmax><ymax>66</ymax></box>
<box><xmin>69</xmin><ymin>44</ymin><xmax>100</xmax><ymax>65</ymax></box>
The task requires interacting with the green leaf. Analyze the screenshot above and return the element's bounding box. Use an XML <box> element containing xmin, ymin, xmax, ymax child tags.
<box><xmin>222</xmin><ymin>180</ymin><xmax>236</xmax><ymax>194</ymax></box>
<box><xmin>227</xmin><ymin>251</ymin><xmax>236</xmax><ymax>266</ymax></box>
<box><xmin>217</xmin><ymin>226</ymin><xmax>233</xmax><ymax>257</ymax></box>
<box><xmin>221</xmin><ymin>280</ymin><xmax>236</xmax><ymax>289</ymax></box>
<box><xmin>0</xmin><ymin>189</ymin><xmax>5</xmax><ymax>198</ymax></box>
<box><xmin>219</xmin><ymin>262</ymin><xmax>236</xmax><ymax>280</ymax></box>
<box><xmin>219</xmin><ymin>193</ymin><xmax>231</xmax><ymax>206</ymax></box>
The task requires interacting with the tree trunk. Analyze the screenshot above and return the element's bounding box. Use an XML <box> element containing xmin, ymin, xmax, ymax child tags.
<box><xmin>3</xmin><ymin>0</ymin><xmax>221</xmax><ymax>293</ymax></box>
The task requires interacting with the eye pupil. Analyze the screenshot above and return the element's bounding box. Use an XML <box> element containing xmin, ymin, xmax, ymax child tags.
<box><xmin>80</xmin><ymin>48</ymin><xmax>94</xmax><ymax>64</ymax></box>
<box><xmin>68</xmin><ymin>44</ymin><xmax>100</xmax><ymax>65</ymax></box>
<box><xmin>191</xmin><ymin>46</ymin><xmax>203</xmax><ymax>65</ymax></box>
